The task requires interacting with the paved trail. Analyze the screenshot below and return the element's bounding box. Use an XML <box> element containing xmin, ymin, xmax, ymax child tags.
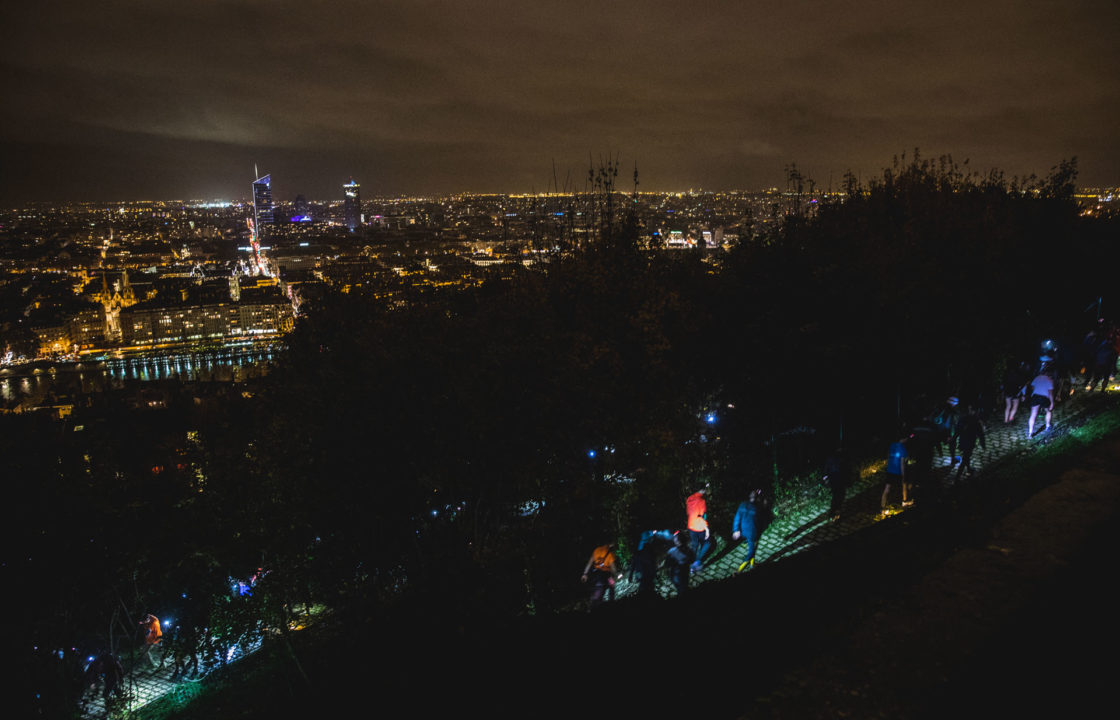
<box><xmin>81</xmin><ymin>386</ymin><xmax>1117</xmax><ymax>718</ymax></box>
<box><xmin>617</xmin><ymin>387</ymin><xmax>1119</xmax><ymax>600</ymax></box>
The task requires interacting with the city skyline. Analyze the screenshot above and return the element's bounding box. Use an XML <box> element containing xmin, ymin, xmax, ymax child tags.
<box><xmin>2</xmin><ymin>1</ymin><xmax>1119</xmax><ymax>201</ymax></box>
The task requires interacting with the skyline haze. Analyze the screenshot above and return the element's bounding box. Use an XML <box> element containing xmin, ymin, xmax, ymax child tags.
<box><xmin>3</xmin><ymin>0</ymin><xmax>1118</xmax><ymax>201</ymax></box>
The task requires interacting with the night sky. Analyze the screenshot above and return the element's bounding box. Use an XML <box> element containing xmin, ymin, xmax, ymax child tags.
<box><xmin>3</xmin><ymin>0</ymin><xmax>1118</xmax><ymax>201</ymax></box>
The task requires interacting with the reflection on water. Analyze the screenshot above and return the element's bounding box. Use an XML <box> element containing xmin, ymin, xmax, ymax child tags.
<box><xmin>0</xmin><ymin>346</ymin><xmax>276</xmax><ymax>402</ymax></box>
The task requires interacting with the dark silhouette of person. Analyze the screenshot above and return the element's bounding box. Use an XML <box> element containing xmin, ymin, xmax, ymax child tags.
<box><xmin>664</xmin><ymin>532</ymin><xmax>695</xmax><ymax>596</ymax></box>
<box><xmin>953</xmin><ymin>406</ymin><xmax>987</xmax><ymax>480</ymax></box>
<box><xmin>931</xmin><ymin>397</ymin><xmax>961</xmax><ymax>465</ymax></box>
<box><xmin>907</xmin><ymin>423</ymin><xmax>938</xmax><ymax>503</ymax></box>
<box><xmin>882</xmin><ymin>431</ymin><xmax>910</xmax><ymax>512</ymax></box>
<box><xmin>170</xmin><ymin>624</ymin><xmax>200</xmax><ymax>680</ymax></box>
<box><xmin>631</xmin><ymin>529</ymin><xmax>673</xmax><ymax>599</ymax></box>
<box><xmin>822</xmin><ymin>450</ymin><xmax>852</xmax><ymax>521</ymax></box>
<box><xmin>1088</xmin><ymin>334</ymin><xmax>1118</xmax><ymax>392</ymax></box>
<box><xmin>84</xmin><ymin>652</ymin><xmax>124</xmax><ymax>704</ymax></box>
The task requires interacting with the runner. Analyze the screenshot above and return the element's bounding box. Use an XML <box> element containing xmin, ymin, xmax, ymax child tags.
<box><xmin>664</xmin><ymin>532</ymin><xmax>695</xmax><ymax>596</ymax></box>
<box><xmin>84</xmin><ymin>652</ymin><xmax>125</xmax><ymax>705</ymax></box>
<box><xmin>822</xmin><ymin>449</ymin><xmax>852</xmax><ymax>522</ymax></box>
<box><xmin>685</xmin><ymin>484</ymin><xmax>711</xmax><ymax>572</ymax></box>
<box><xmin>1027</xmin><ymin>368</ymin><xmax>1055</xmax><ymax>438</ymax></box>
<box><xmin>881</xmin><ymin>430</ymin><xmax>909</xmax><ymax>513</ymax></box>
<box><xmin>139</xmin><ymin>613</ymin><xmax>163</xmax><ymax>669</ymax></box>
<box><xmin>732</xmin><ymin>489</ymin><xmax>766</xmax><ymax>571</ymax></box>
<box><xmin>580</xmin><ymin>542</ymin><xmax>622</xmax><ymax>609</ymax></box>
<box><xmin>954</xmin><ymin>405</ymin><xmax>987</xmax><ymax>481</ymax></box>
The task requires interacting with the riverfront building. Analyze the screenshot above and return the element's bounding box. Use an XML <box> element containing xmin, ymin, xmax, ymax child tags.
<box><xmin>120</xmin><ymin>292</ymin><xmax>294</xmax><ymax>347</ymax></box>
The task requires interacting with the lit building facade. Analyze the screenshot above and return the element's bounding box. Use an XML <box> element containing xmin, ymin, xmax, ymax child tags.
<box><xmin>343</xmin><ymin>177</ymin><xmax>362</xmax><ymax>232</ymax></box>
<box><xmin>120</xmin><ymin>300</ymin><xmax>294</xmax><ymax>346</ymax></box>
<box><xmin>252</xmin><ymin>173</ymin><xmax>274</xmax><ymax>232</ymax></box>
<box><xmin>30</xmin><ymin>302</ymin><xmax>107</xmax><ymax>356</ymax></box>
<box><xmin>68</xmin><ymin>305</ymin><xmax>107</xmax><ymax>350</ymax></box>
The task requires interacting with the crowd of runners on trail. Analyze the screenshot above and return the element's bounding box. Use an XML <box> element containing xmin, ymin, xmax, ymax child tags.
<box><xmin>80</xmin><ymin>569</ymin><xmax>269</xmax><ymax>712</ymax></box>
<box><xmin>583</xmin><ymin>323</ymin><xmax>1119</xmax><ymax>609</ymax></box>
<box><xmin>76</xmin><ymin>324</ymin><xmax>1118</xmax><ymax>698</ymax></box>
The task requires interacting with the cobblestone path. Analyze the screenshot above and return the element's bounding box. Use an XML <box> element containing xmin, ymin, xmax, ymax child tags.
<box><xmin>616</xmin><ymin>384</ymin><xmax>1119</xmax><ymax>600</ymax></box>
<box><xmin>78</xmin><ymin>385</ymin><xmax>1117</xmax><ymax>716</ymax></box>
<box><xmin>79</xmin><ymin>637</ymin><xmax>261</xmax><ymax>719</ymax></box>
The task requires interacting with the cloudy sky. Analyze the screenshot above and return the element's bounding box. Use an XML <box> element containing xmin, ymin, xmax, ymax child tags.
<box><xmin>2</xmin><ymin>0</ymin><xmax>1117</xmax><ymax>201</ymax></box>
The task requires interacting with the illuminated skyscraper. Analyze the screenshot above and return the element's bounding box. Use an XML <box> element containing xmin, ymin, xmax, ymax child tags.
<box><xmin>343</xmin><ymin>177</ymin><xmax>361</xmax><ymax>232</ymax></box>
<box><xmin>252</xmin><ymin>172</ymin><xmax>274</xmax><ymax>232</ymax></box>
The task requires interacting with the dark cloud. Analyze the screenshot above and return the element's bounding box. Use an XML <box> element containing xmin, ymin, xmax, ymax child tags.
<box><xmin>2</xmin><ymin>0</ymin><xmax>1117</xmax><ymax>200</ymax></box>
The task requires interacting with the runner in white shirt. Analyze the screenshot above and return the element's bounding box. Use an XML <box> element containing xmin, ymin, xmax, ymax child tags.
<box><xmin>1027</xmin><ymin>370</ymin><xmax>1054</xmax><ymax>438</ymax></box>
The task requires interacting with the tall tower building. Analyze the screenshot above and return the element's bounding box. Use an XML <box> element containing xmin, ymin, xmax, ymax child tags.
<box><xmin>343</xmin><ymin>177</ymin><xmax>362</xmax><ymax>232</ymax></box>
<box><xmin>252</xmin><ymin>172</ymin><xmax>274</xmax><ymax>232</ymax></box>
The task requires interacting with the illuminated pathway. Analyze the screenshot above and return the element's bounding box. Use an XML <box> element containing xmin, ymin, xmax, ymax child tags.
<box><xmin>79</xmin><ymin>638</ymin><xmax>261</xmax><ymax>719</ymax></box>
<box><xmin>616</xmin><ymin>385</ymin><xmax>1120</xmax><ymax>600</ymax></box>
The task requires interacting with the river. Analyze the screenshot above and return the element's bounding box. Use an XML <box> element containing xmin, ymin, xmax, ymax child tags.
<box><xmin>0</xmin><ymin>343</ymin><xmax>279</xmax><ymax>404</ymax></box>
